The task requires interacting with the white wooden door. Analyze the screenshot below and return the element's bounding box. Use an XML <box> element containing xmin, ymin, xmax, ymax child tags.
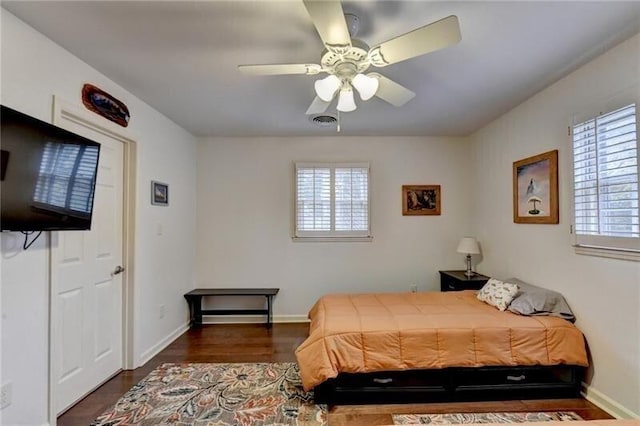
<box><xmin>52</xmin><ymin>132</ymin><xmax>124</xmax><ymax>414</ymax></box>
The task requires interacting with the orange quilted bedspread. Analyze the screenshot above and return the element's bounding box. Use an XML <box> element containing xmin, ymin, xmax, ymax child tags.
<box><xmin>294</xmin><ymin>291</ymin><xmax>588</xmax><ymax>391</ymax></box>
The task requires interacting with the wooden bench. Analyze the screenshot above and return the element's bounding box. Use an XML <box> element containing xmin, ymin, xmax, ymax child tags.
<box><xmin>184</xmin><ymin>288</ymin><xmax>279</xmax><ymax>328</ymax></box>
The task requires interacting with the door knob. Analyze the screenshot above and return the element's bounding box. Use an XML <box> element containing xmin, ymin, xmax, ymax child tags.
<box><xmin>112</xmin><ymin>265</ymin><xmax>125</xmax><ymax>276</ymax></box>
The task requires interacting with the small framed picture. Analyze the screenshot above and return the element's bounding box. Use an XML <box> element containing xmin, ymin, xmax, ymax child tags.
<box><xmin>151</xmin><ymin>181</ymin><xmax>169</xmax><ymax>206</ymax></box>
<box><xmin>513</xmin><ymin>150</ymin><xmax>558</xmax><ymax>224</ymax></box>
<box><xmin>402</xmin><ymin>185</ymin><xmax>441</xmax><ymax>216</ymax></box>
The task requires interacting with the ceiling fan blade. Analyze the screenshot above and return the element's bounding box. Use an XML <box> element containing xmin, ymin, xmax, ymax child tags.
<box><xmin>305</xmin><ymin>96</ymin><xmax>331</xmax><ymax>115</ymax></box>
<box><xmin>369</xmin><ymin>15</ymin><xmax>461</xmax><ymax>67</ymax></box>
<box><xmin>302</xmin><ymin>0</ymin><xmax>351</xmax><ymax>52</ymax></box>
<box><xmin>238</xmin><ymin>64</ymin><xmax>322</xmax><ymax>76</ymax></box>
<box><xmin>369</xmin><ymin>73</ymin><xmax>415</xmax><ymax>107</ymax></box>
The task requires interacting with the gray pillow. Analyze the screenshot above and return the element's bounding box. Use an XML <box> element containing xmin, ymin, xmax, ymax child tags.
<box><xmin>503</xmin><ymin>278</ymin><xmax>575</xmax><ymax>322</ymax></box>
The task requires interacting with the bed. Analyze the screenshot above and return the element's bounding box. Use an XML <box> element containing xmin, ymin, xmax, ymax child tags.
<box><xmin>294</xmin><ymin>290</ymin><xmax>589</xmax><ymax>404</ymax></box>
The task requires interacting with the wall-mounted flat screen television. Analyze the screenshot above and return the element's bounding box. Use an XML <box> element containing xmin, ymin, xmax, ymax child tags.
<box><xmin>1</xmin><ymin>105</ymin><xmax>101</xmax><ymax>231</ymax></box>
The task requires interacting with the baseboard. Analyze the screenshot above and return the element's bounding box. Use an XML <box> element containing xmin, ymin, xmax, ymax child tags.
<box><xmin>581</xmin><ymin>381</ymin><xmax>639</xmax><ymax>419</ymax></box>
<box><xmin>202</xmin><ymin>314</ymin><xmax>309</xmax><ymax>324</ymax></box>
<box><xmin>137</xmin><ymin>322</ymin><xmax>190</xmax><ymax>368</ymax></box>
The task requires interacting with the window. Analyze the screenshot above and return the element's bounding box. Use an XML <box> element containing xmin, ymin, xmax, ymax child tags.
<box><xmin>295</xmin><ymin>162</ymin><xmax>370</xmax><ymax>240</ymax></box>
<box><xmin>33</xmin><ymin>142</ymin><xmax>99</xmax><ymax>215</ymax></box>
<box><xmin>572</xmin><ymin>103</ymin><xmax>639</xmax><ymax>256</ymax></box>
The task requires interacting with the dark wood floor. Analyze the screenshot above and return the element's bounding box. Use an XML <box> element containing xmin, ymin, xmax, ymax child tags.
<box><xmin>59</xmin><ymin>323</ymin><xmax>613</xmax><ymax>425</ymax></box>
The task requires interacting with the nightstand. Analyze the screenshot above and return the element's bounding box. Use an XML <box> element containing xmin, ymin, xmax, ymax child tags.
<box><xmin>439</xmin><ymin>270</ymin><xmax>490</xmax><ymax>292</ymax></box>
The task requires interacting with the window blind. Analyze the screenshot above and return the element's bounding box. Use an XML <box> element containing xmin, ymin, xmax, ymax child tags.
<box><xmin>33</xmin><ymin>142</ymin><xmax>99</xmax><ymax>214</ymax></box>
<box><xmin>295</xmin><ymin>163</ymin><xmax>370</xmax><ymax>238</ymax></box>
<box><xmin>572</xmin><ymin>103</ymin><xmax>639</xmax><ymax>251</ymax></box>
<box><xmin>296</xmin><ymin>166</ymin><xmax>331</xmax><ymax>232</ymax></box>
<box><xmin>335</xmin><ymin>167</ymin><xmax>368</xmax><ymax>231</ymax></box>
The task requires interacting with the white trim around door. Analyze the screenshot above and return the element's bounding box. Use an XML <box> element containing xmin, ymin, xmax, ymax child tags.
<box><xmin>48</xmin><ymin>96</ymin><xmax>137</xmax><ymax>424</ymax></box>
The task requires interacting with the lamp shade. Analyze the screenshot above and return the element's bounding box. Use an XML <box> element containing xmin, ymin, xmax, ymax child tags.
<box><xmin>456</xmin><ymin>237</ymin><xmax>480</xmax><ymax>255</ymax></box>
<box><xmin>336</xmin><ymin>87</ymin><xmax>357</xmax><ymax>112</ymax></box>
<box><xmin>314</xmin><ymin>75</ymin><xmax>341</xmax><ymax>102</ymax></box>
<box><xmin>351</xmin><ymin>73</ymin><xmax>379</xmax><ymax>101</ymax></box>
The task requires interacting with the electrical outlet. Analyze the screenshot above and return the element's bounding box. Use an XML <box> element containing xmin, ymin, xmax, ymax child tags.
<box><xmin>410</xmin><ymin>285</ymin><xmax>418</xmax><ymax>293</ymax></box>
<box><xmin>1</xmin><ymin>381</ymin><xmax>12</xmax><ymax>410</ymax></box>
<box><xmin>159</xmin><ymin>304</ymin><xmax>165</xmax><ymax>319</ymax></box>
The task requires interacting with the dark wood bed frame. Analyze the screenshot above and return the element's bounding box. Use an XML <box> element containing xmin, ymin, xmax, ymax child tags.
<box><xmin>313</xmin><ymin>364</ymin><xmax>584</xmax><ymax>405</ymax></box>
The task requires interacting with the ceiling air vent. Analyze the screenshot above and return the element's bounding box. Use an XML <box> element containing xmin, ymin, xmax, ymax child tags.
<box><xmin>310</xmin><ymin>114</ymin><xmax>337</xmax><ymax>127</ymax></box>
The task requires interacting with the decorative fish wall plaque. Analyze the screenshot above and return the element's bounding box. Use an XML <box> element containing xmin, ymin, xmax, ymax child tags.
<box><xmin>81</xmin><ymin>84</ymin><xmax>130</xmax><ymax>127</ymax></box>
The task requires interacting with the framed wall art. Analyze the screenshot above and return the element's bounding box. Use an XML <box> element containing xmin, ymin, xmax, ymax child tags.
<box><xmin>151</xmin><ymin>181</ymin><xmax>169</xmax><ymax>206</ymax></box>
<box><xmin>82</xmin><ymin>84</ymin><xmax>130</xmax><ymax>127</ymax></box>
<box><xmin>513</xmin><ymin>149</ymin><xmax>558</xmax><ymax>224</ymax></box>
<box><xmin>402</xmin><ymin>185</ymin><xmax>441</xmax><ymax>216</ymax></box>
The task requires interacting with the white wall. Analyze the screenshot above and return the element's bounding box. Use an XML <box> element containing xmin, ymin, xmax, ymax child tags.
<box><xmin>196</xmin><ymin>136</ymin><xmax>472</xmax><ymax>315</ymax></box>
<box><xmin>0</xmin><ymin>10</ymin><xmax>197</xmax><ymax>425</ymax></box>
<box><xmin>469</xmin><ymin>33</ymin><xmax>640</xmax><ymax>417</ymax></box>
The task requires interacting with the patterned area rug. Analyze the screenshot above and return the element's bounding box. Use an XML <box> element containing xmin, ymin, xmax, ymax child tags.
<box><xmin>393</xmin><ymin>411</ymin><xmax>583</xmax><ymax>424</ymax></box>
<box><xmin>91</xmin><ymin>362</ymin><xmax>327</xmax><ymax>425</ymax></box>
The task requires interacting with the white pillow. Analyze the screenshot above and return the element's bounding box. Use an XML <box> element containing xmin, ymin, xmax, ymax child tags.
<box><xmin>477</xmin><ymin>278</ymin><xmax>519</xmax><ymax>311</ymax></box>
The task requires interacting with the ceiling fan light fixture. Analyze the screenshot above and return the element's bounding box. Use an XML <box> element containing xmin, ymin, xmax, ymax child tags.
<box><xmin>314</xmin><ymin>74</ymin><xmax>341</xmax><ymax>102</ymax></box>
<box><xmin>336</xmin><ymin>87</ymin><xmax>357</xmax><ymax>112</ymax></box>
<box><xmin>242</xmin><ymin>4</ymin><xmax>463</xmax><ymax>115</ymax></box>
<box><xmin>352</xmin><ymin>73</ymin><xmax>379</xmax><ymax>101</ymax></box>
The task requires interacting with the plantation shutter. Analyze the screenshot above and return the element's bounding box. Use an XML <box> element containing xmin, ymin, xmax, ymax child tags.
<box><xmin>335</xmin><ymin>167</ymin><xmax>368</xmax><ymax>232</ymax></box>
<box><xmin>572</xmin><ymin>103</ymin><xmax>640</xmax><ymax>251</ymax></box>
<box><xmin>33</xmin><ymin>142</ymin><xmax>99</xmax><ymax>214</ymax></box>
<box><xmin>295</xmin><ymin>163</ymin><xmax>370</xmax><ymax>238</ymax></box>
<box><xmin>296</xmin><ymin>165</ymin><xmax>331</xmax><ymax>233</ymax></box>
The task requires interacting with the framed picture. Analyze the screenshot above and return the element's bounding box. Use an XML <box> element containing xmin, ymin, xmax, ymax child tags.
<box><xmin>402</xmin><ymin>185</ymin><xmax>441</xmax><ymax>216</ymax></box>
<box><xmin>513</xmin><ymin>150</ymin><xmax>558</xmax><ymax>224</ymax></box>
<box><xmin>151</xmin><ymin>181</ymin><xmax>169</xmax><ymax>206</ymax></box>
<box><xmin>82</xmin><ymin>84</ymin><xmax>130</xmax><ymax>127</ymax></box>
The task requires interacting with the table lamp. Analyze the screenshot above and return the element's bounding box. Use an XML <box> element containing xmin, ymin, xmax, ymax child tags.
<box><xmin>456</xmin><ymin>237</ymin><xmax>480</xmax><ymax>278</ymax></box>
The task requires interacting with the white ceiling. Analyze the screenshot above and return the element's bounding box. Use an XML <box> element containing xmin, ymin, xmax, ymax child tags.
<box><xmin>3</xmin><ymin>1</ymin><xmax>640</xmax><ymax>137</ymax></box>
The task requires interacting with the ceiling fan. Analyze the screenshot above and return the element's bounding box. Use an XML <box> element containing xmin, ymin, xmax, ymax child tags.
<box><xmin>238</xmin><ymin>0</ymin><xmax>461</xmax><ymax>115</ymax></box>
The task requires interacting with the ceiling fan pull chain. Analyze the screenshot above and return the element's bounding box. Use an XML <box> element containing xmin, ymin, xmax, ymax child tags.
<box><xmin>337</xmin><ymin>110</ymin><xmax>341</xmax><ymax>133</ymax></box>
